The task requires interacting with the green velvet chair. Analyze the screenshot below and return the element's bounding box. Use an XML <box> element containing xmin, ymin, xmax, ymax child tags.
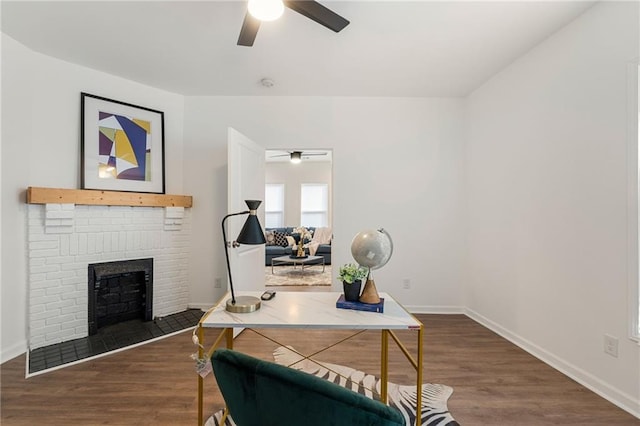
<box><xmin>211</xmin><ymin>348</ymin><xmax>405</xmax><ymax>426</ymax></box>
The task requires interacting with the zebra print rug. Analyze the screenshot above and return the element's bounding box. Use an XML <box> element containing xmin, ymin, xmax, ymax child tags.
<box><xmin>207</xmin><ymin>346</ymin><xmax>459</xmax><ymax>426</ymax></box>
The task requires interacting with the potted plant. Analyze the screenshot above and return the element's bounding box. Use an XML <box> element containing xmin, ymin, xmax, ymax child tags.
<box><xmin>337</xmin><ymin>263</ymin><xmax>368</xmax><ymax>302</ymax></box>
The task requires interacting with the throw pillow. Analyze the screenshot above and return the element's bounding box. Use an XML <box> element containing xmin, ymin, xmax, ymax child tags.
<box><xmin>285</xmin><ymin>236</ymin><xmax>296</xmax><ymax>247</ymax></box>
<box><xmin>273</xmin><ymin>231</ymin><xmax>288</xmax><ymax>247</ymax></box>
<box><xmin>264</xmin><ymin>231</ymin><xmax>276</xmax><ymax>246</ymax></box>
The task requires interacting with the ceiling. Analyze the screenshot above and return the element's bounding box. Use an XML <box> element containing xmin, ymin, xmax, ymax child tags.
<box><xmin>1</xmin><ymin>1</ymin><xmax>595</xmax><ymax>97</ymax></box>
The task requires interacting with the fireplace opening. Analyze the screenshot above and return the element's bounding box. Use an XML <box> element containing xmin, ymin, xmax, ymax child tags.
<box><xmin>88</xmin><ymin>258</ymin><xmax>153</xmax><ymax>336</ymax></box>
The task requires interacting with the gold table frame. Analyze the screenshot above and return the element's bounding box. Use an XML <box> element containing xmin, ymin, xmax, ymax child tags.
<box><xmin>196</xmin><ymin>291</ymin><xmax>424</xmax><ymax>426</ymax></box>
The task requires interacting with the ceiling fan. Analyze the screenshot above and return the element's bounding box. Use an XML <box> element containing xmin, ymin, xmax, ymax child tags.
<box><xmin>268</xmin><ymin>150</ymin><xmax>328</xmax><ymax>163</ymax></box>
<box><xmin>238</xmin><ymin>0</ymin><xmax>350</xmax><ymax>47</ymax></box>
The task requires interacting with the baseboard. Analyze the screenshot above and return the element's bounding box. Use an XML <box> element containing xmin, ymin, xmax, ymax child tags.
<box><xmin>465</xmin><ymin>307</ymin><xmax>640</xmax><ymax>419</ymax></box>
<box><xmin>1</xmin><ymin>339</ymin><xmax>27</xmax><ymax>364</ymax></box>
<box><xmin>405</xmin><ymin>305</ymin><xmax>465</xmax><ymax>314</ymax></box>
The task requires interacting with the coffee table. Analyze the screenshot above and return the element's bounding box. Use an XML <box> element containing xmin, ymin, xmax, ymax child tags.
<box><xmin>271</xmin><ymin>254</ymin><xmax>325</xmax><ymax>274</ymax></box>
<box><xmin>196</xmin><ymin>291</ymin><xmax>424</xmax><ymax>425</ymax></box>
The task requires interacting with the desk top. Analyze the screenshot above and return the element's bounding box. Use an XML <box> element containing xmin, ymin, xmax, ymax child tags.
<box><xmin>199</xmin><ymin>291</ymin><xmax>422</xmax><ymax>330</ymax></box>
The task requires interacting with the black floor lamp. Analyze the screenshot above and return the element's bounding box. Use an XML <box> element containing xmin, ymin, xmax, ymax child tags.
<box><xmin>222</xmin><ymin>200</ymin><xmax>266</xmax><ymax>313</ymax></box>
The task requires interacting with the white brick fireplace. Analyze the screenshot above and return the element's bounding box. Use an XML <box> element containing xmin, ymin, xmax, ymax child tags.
<box><xmin>27</xmin><ymin>203</ymin><xmax>191</xmax><ymax>350</ymax></box>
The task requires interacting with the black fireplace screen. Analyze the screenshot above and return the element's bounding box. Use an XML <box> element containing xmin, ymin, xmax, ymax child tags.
<box><xmin>87</xmin><ymin>258</ymin><xmax>153</xmax><ymax>335</ymax></box>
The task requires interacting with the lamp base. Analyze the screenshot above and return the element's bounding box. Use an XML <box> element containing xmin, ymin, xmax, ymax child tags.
<box><xmin>226</xmin><ymin>295</ymin><xmax>261</xmax><ymax>313</ymax></box>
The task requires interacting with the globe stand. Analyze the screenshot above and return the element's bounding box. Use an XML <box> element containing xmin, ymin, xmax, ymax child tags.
<box><xmin>359</xmin><ymin>272</ymin><xmax>381</xmax><ymax>304</ymax></box>
<box><xmin>351</xmin><ymin>228</ymin><xmax>393</xmax><ymax>305</ymax></box>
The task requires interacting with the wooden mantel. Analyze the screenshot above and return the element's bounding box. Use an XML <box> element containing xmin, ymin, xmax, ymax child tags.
<box><xmin>26</xmin><ymin>187</ymin><xmax>193</xmax><ymax>208</ymax></box>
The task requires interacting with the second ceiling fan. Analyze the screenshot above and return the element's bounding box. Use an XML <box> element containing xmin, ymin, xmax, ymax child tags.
<box><xmin>238</xmin><ymin>0</ymin><xmax>350</xmax><ymax>47</ymax></box>
<box><xmin>268</xmin><ymin>150</ymin><xmax>328</xmax><ymax>163</ymax></box>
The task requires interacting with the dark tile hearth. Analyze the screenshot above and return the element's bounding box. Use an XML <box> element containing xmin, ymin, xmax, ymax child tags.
<box><xmin>28</xmin><ymin>309</ymin><xmax>202</xmax><ymax>374</ymax></box>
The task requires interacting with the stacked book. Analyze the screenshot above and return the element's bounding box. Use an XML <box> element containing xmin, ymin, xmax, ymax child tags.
<box><xmin>336</xmin><ymin>294</ymin><xmax>384</xmax><ymax>313</ymax></box>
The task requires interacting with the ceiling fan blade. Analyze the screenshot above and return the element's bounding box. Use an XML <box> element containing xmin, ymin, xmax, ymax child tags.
<box><xmin>237</xmin><ymin>11</ymin><xmax>261</xmax><ymax>46</ymax></box>
<box><xmin>284</xmin><ymin>1</ymin><xmax>350</xmax><ymax>33</ymax></box>
<box><xmin>302</xmin><ymin>153</ymin><xmax>327</xmax><ymax>156</ymax></box>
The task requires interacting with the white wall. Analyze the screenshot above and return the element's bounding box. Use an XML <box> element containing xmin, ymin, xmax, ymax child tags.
<box><xmin>466</xmin><ymin>1</ymin><xmax>640</xmax><ymax>415</ymax></box>
<box><xmin>1</xmin><ymin>34</ymin><xmax>34</xmax><ymax>362</ymax></box>
<box><xmin>265</xmin><ymin>161</ymin><xmax>332</xmax><ymax>227</ymax></box>
<box><xmin>183</xmin><ymin>96</ymin><xmax>467</xmax><ymax>312</ymax></box>
<box><xmin>1</xmin><ymin>34</ymin><xmax>185</xmax><ymax>362</ymax></box>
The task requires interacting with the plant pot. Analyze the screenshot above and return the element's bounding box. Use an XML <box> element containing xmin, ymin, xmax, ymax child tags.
<box><xmin>343</xmin><ymin>279</ymin><xmax>362</xmax><ymax>302</ymax></box>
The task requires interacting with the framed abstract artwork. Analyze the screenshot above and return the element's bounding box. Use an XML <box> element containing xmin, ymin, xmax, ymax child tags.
<box><xmin>81</xmin><ymin>93</ymin><xmax>165</xmax><ymax>194</ymax></box>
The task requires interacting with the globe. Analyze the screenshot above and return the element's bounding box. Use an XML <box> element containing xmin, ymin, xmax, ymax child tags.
<box><xmin>350</xmin><ymin>228</ymin><xmax>393</xmax><ymax>270</ymax></box>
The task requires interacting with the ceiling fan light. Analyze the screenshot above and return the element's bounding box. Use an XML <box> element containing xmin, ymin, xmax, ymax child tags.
<box><xmin>248</xmin><ymin>0</ymin><xmax>284</xmax><ymax>22</ymax></box>
<box><xmin>290</xmin><ymin>152</ymin><xmax>302</xmax><ymax>164</ymax></box>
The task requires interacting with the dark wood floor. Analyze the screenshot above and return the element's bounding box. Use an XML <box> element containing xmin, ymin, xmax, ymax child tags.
<box><xmin>2</xmin><ymin>313</ymin><xmax>638</xmax><ymax>425</ymax></box>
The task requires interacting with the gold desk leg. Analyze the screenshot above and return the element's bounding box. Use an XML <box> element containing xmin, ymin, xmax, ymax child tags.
<box><xmin>198</xmin><ymin>328</ymin><xmax>233</xmax><ymax>425</ymax></box>
<box><xmin>416</xmin><ymin>324</ymin><xmax>424</xmax><ymax>426</ymax></box>
<box><xmin>220</xmin><ymin>407</ymin><xmax>229</xmax><ymax>424</ymax></box>
<box><xmin>381</xmin><ymin>329</ymin><xmax>389</xmax><ymax>404</ymax></box>
<box><xmin>197</xmin><ymin>325</ymin><xmax>204</xmax><ymax>426</ymax></box>
<box><xmin>226</xmin><ymin>328</ymin><xmax>233</xmax><ymax>349</ymax></box>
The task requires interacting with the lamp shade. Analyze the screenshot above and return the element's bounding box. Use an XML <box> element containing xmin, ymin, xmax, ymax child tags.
<box><xmin>236</xmin><ymin>200</ymin><xmax>266</xmax><ymax>245</ymax></box>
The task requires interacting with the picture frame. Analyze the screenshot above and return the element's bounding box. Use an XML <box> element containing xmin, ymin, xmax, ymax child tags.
<box><xmin>81</xmin><ymin>93</ymin><xmax>165</xmax><ymax>194</ymax></box>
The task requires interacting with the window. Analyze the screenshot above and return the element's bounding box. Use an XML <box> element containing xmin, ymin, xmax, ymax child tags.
<box><xmin>300</xmin><ymin>183</ymin><xmax>328</xmax><ymax>227</ymax></box>
<box><xmin>265</xmin><ymin>184</ymin><xmax>284</xmax><ymax>228</ymax></box>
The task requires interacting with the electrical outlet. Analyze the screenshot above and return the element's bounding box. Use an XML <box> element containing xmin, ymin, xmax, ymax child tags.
<box><xmin>214</xmin><ymin>278</ymin><xmax>222</xmax><ymax>289</ymax></box>
<box><xmin>604</xmin><ymin>334</ymin><xmax>619</xmax><ymax>358</ymax></box>
<box><xmin>402</xmin><ymin>278</ymin><xmax>411</xmax><ymax>289</ymax></box>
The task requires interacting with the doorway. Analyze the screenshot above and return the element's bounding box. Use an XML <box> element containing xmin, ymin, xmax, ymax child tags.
<box><xmin>264</xmin><ymin>150</ymin><xmax>333</xmax><ymax>290</ymax></box>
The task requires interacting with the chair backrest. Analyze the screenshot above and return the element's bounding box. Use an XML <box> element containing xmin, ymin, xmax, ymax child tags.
<box><xmin>211</xmin><ymin>348</ymin><xmax>405</xmax><ymax>426</ymax></box>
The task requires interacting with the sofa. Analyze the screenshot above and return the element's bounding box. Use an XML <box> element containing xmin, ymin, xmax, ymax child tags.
<box><xmin>265</xmin><ymin>227</ymin><xmax>331</xmax><ymax>266</ymax></box>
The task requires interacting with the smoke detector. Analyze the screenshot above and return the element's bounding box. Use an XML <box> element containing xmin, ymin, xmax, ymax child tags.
<box><xmin>260</xmin><ymin>78</ymin><xmax>275</xmax><ymax>88</ymax></box>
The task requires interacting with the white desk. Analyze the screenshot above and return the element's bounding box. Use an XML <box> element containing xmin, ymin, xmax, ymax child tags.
<box><xmin>197</xmin><ymin>291</ymin><xmax>424</xmax><ymax>425</ymax></box>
